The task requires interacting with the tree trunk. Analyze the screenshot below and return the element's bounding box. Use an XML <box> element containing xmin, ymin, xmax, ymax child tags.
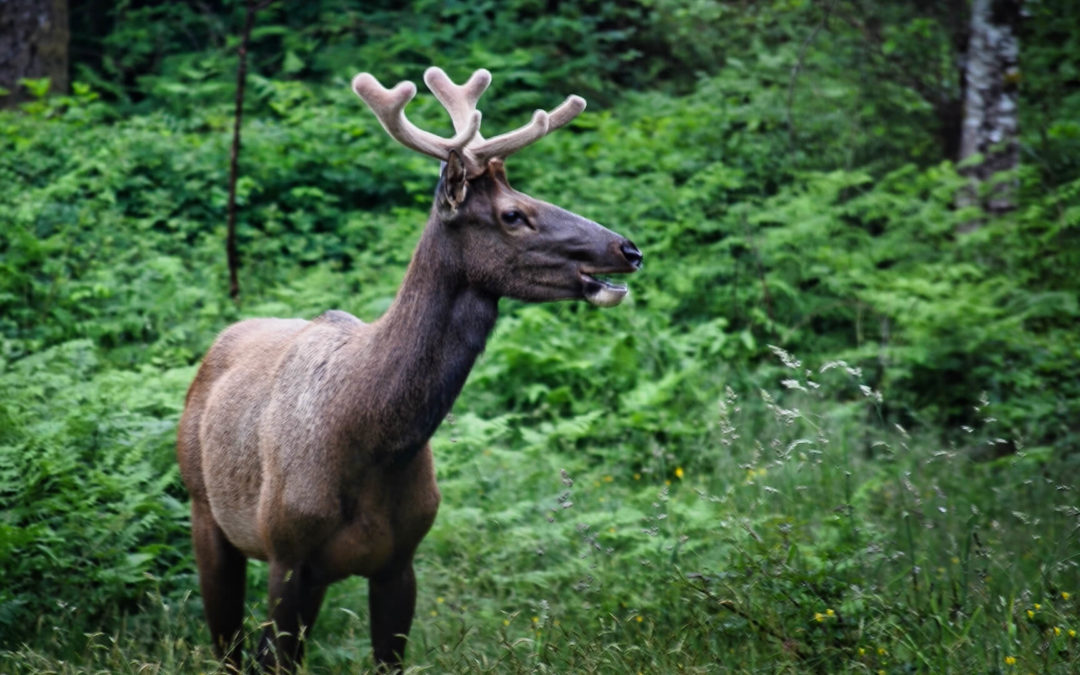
<box><xmin>0</xmin><ymin>0</ymin><xmax>69</xmax><ymax>106</ymax></box>
<box><xmin>957</xmin><ymin>0</ymin><xmax>1021</xmax><ymax>219</ymax></box>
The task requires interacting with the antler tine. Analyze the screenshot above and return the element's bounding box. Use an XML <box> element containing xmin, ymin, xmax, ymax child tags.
<box><xmin>468</xmin><ymin>94</ymin><xmax>586</xmax><ymax>166</ymax></box>
<box><xmin>352</xmin><ymin>72</ymin><xmax>480</xmax><ymax>161</ymax></box>
<box><xmin>423</xmin><ymin>67</ymin><xmax>492</xmax><ymax>138</ymax></box>
<box><xmin>547</xmin><ymin>95</ymin><xmax>587</xmax><ymax>132</ymax></box>
<box><xmin>423</xmin><ymin>67</ymin><xmax>587</xmax><ymax>166</ymax></box>
<box><xmin>469</xmin><ymin>110</ymin><xmax>551</xmax><ymax>165</ymax></box>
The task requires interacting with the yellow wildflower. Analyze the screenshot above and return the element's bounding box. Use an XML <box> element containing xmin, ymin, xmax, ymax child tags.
<box><xmin>675</xmin><ymin>467</ymin><xmax>684</xmax><ymax>479</ymax></box>
<box><xmin>1063</xmin><ymin>592</ymin><xmax>1071</xmax><ymax>600</ymax></box>
<box><xmin>814</xmin><ymin>612</ymin><xmax>825</xmax><ymax>622</ymax></box>
<box><xmin>826</xmin><ymin>608</ymin><xmax>835</xmax><ymax>618</ymax></box>
<box><xmin>1069</xmin><ymin>629</ymin><xmax>1077</xmax><ymax>638</ymax></box>
<box><xmin>1034</xmin><ymin>603</ymin><xmax>1042</xmax><ymax>610</ymax></box>
<box><xmin>1004</xmin><ymin>655</ymin><xmax>1017</xmax><ymax>666</ymax></box>
<box><xmin>1054</xmin><ymin>626</ymin><xmax>1062</xmax><ymax>636</ymax></box>
<box><xmin>436</xmin><ymin>596</ymin><xmax>444</xmax><ymax>604</ymax></box>
<box><xmin>636</xmin><ymin>615</ymin><xmax>643</xmax><ymax>623</ymax></box>
<box><xmin>1027</xmin><ymin>610</ymin><xmax>1035</xmax><ymax>619</ymax></box>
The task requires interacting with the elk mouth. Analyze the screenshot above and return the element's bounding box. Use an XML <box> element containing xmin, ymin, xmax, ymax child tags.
<box><xmin>580</xmin><ymin>271</ymin><xmax>630</xmax><ymax>308</ymax></box>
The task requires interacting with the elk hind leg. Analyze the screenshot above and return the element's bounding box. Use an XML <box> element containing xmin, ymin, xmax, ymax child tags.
<box><xmin>369</xmin><ymin>560</ymin><xmax>417</xmax><ymax>671</ymax></box>
<box><xmin>191</xmin><ymin>499</ymin><xmax>247</xmax><ymax>671</ymax></box>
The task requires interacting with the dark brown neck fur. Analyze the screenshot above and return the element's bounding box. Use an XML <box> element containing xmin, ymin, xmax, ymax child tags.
<box><xmin>362</xmin><ymin>215</ymin><xmax>498</xmax><ymax>460</ymax></box>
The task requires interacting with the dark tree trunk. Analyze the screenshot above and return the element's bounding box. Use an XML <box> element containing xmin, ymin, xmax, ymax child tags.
<box><xmin>957</xmin><ymin>0</ymin><xmax>1022</xmax><ymax>218</ymax></box>
<box><xmin>0</xmin><ymin>0</ymin><xmax>69</xmax><ymax>106</ymax></box>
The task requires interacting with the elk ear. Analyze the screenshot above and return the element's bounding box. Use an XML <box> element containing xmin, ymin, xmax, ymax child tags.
<box><xmin>438</xmin><ymin>149</ymin><xmax>469</xmax><ymax>217</ymax></box>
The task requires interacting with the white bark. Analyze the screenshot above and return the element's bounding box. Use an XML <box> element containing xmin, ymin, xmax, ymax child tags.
<box><xmin>958</xmin><ymin>0</ymin><xmax>1020</xmax><ymax>216</ymax></box>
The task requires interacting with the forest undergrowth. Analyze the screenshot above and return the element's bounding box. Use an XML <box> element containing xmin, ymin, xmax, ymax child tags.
<box><xmin>2</xmin><ymin>1</ymin><xmax>1079</xmax><ymax>672</ymax></box>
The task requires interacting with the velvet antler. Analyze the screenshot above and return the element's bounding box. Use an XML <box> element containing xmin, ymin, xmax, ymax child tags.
<box><xmin>352</xmin><ymin>67</ymin><xmax>586</xmax><ymax>176</ymax></box>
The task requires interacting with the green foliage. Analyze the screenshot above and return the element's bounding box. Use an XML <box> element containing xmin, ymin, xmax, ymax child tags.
<box><xmin>0</xmin><ymin>340</ymin><xmax>193</xmax><ymax>641</ymax></box>
<box><xmin>2</xmin><ymin>0</ymin><xmax>1080</xmax><ymax>671</ymax></box>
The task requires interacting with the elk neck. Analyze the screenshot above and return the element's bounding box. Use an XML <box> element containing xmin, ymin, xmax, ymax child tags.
<box><xmin>357</xmin><ymin>215</ymin><xmax>499</xmax><ymax>460</ymax></box>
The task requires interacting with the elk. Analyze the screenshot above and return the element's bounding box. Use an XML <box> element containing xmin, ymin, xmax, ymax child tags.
<box><xmin>176</xmin><ymin>66</ymin><xmax>642</xmax><ymax>672</ymax></box>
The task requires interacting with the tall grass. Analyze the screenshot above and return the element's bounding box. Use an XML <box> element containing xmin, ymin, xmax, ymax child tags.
<box><xmin>4</xmin><ymin>347</ymin><xmax>1076</xmax><ymax>674</ymax></box>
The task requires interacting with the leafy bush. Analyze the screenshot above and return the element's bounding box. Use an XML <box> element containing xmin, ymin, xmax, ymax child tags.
<box><xmin>0</xmin><ymin>340</ymin><xmax>193</xmax><ymax>642</ymax></box>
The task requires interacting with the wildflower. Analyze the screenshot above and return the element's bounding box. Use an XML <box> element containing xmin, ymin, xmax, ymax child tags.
<box><xmin>603</xmin><ymin>475</ymin><xmax>614</xmax><ymax>483</ymax></box>
<box><xmin>503</xmin><ymin>619</ymin><xmax>510</xmax><ymax>626</ymax></box>
<box><xmin>429</xmin><ymin>610</ymin><xmax>438</xmax><ymax>617</ymax></box>
<box><xmin>826</xmin><ymin>608</ymin><xmax>835</xmax><ymax>618</ymax></box>
<box><xmin>1027</xmin><ymin>610</ymin><xmax>1035</xmax><ymax>619</ymax></box>
<box><xmin>814</xmin><ymin>612</ymin><xmax>825</xmax><ymax>622</ymax></box>
<box><xmin>532</xmin><ymin>616</ymin><xmax>540</xmax><ymax>624</ymax></box>
<box><xmin>1034</xmin><ymin>603</ymin><xmax>1042</xmax><ymax>610</ymax></box>
<box><xmin>633</xmin><ymin>473</ymin><xmax>641</xmax><ymax>480</ymax></box>
<box><xmin>1054</xmin><ymin>626</ymin><xmax>1062</xmax><ymax>636</ymax></box>
<box><xmin>877</xmin><ymin>647</ymin><xmax>887</xmax><ymax>656</ymax></box>
<box><xmin>675</xmin><ymin>467</ymin><xmax>684</xmax><ymax>479</ymax></box>
<box><xmin>1063</xmin><ymin>592</ymin><xmax>1071</xmax><ymax>600</ymax></box>
<box><xmin>951</xmin><ymin>556</ymin><xmax>960</xmax><ymax>564</ymax></box>
<box><xmin>1069</xmin><ymin>629</ymin><xmax>1077</xmax><ymax>638</ymax></box>
<box><xmin>436</xmin><ymin>596</ymin><xmax>444</xmax><ymax>604</ymax></box>
<box><xmin>636</xmin><ymin>615</ymin><xmax>643</xmax><ymax>623</ymax></box>
<box><xmin>1004</xmin><ymin>655</ymin><xmax>1017</xmax><ymax>666</ymax></box>
<box><xmin>858</xmin><ymin>647</ymin><xmax>865</xmax><ymax>656</ymax></box>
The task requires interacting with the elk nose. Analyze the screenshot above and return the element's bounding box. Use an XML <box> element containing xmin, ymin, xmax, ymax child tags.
<box><xmin>620</xmin><ymin>240</ymin><xmax>643</xmax><ymax>269</ymax></box>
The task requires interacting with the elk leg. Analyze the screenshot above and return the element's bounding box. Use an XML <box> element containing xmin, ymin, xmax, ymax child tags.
<box><xmin>257</xmin><ymin>560</ymin><xmax>328</xmax><ymax>673</ymax></box>
<box><xmin>191</xmin><ymin>499</ymin><xmax>247</xmax><ymax>671</ymax></box>
<box><xmin>369</xmin><ymin>560</ymin><xmax>417</xmax><ymax>670</ymax></box>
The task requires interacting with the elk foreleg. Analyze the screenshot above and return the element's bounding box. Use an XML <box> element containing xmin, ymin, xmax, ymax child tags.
<box><xmin>191</xmin><ymin>499</ymin><xmax>247</xmax><ymax>672</ymax></box>
<box><xmin>257</xmin><ymin>560</ymin><xmax>328</xmax><ymax>673</ymax></box>
<box><xmin>369</xmin><ymin>560</ymin><xmax>417</xmax><ymax>671</ymax></box>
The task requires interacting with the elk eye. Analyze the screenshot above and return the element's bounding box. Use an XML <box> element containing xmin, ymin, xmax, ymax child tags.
<box><xmin>500</xmin><ymin>210</ymin><xmax>526</xmax><ymax>226</ymax></box>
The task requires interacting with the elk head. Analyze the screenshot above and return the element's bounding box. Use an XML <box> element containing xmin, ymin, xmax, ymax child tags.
<box><xmin>351</xmin><ymin>67</ymin><xmax>642</xmax><ymax>307</ymax></box>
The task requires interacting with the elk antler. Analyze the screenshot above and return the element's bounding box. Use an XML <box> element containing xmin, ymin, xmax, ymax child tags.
<box><xmin>351</xmin><ymin>73</ymin><xmax>482</xmax><ymax>162</ymax></box>
<box><xmin>353</xmin><ymin>67</ymin><xmax>587</xmax><ymax>176</ymax></box>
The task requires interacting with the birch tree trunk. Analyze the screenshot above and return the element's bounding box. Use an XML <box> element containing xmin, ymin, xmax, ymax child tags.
<box><xmin>0</xmin><ymin>0</ymin><xmax>69</xmax><ymax>106</ymax></box>
<box><xmin>957</xmin><ymin>0</ymin><xmax>1021</xmax><ymax>219</ymax></box>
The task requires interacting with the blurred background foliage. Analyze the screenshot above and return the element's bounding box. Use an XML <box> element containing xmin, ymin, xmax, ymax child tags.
<box><xmin>2</xmin><ymin>0</ymin><xmax>1079</xmax><ymax>671</ymax></box>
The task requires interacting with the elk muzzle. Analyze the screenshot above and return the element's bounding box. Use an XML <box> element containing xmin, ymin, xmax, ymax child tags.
<box><xmin>581</xmin><ymin>237</ymin><xmax>642</xmax><ymax>307</ymax></box>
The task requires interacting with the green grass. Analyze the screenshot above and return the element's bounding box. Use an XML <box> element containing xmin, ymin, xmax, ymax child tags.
<box><xmin>3</xmin><ymin>348</ymin><xmax>1077</xmax><ymax>674</ymax></box>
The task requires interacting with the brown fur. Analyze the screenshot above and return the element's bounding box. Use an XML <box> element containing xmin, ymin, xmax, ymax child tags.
<box><xmin>177</xmin><ymin>157</ymin><xmax>640</xmax><ymax>671</ymax></box>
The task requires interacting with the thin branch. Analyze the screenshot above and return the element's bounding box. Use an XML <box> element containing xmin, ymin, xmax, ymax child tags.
<box><xmin>225</xmin><ymin>0</ymin><xmax>274</xmax><ymax>300</ymax></box>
